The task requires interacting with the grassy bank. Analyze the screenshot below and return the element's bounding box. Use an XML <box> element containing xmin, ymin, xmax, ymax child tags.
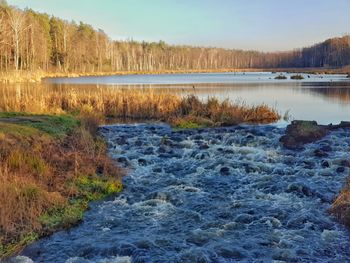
<box><xmin>0</xmin><ymin>113</ymin><xmax>123</xmax><ymax>259</ymax></box>
<box><xmin>0</xmin><ymin>84</ymin><xmax>280</xmax><ymax>126</ymax></box>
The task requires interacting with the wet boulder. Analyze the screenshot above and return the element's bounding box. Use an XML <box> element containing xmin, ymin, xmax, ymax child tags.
<box><xmin>321</xmin><ymin>160</ymin><xmax>330</xmax><ymax>168</ymax></box>
<box><xmin>138</xmin><ymin>158</ymin><xmax>148</xmax><ymax>166</ymax></box>
<box><xmin>117</xmin><ymin>156</ymin><xmax>130</xmax><ymax>166</ymax></box>
<box><xmin>340</xmin><ymin>160</ymin><xmax>350</xmax><ymax>168</ymax></box>
<box><xmin>280</xmin><ymin>120</ymin><xmax>350</xmax><ymax>150</ymax></box>
<box><xmin>314</xmin><ymin>149</ymin><xmax>328</xmax><ymax>158</ymax></box>
<box><xmin>220</xmin><ymin>166</ymin><xmax>230</xmax><ymax>175</ymax></box>
<box><xmin>280</xmin><ymin>121</ymin><xmax>329</xmax><ymax>150</ymax></box>
<box><xmin>320</xmin><ymin>145</ymin><xmax>332</xmax><ymax>152</ymax></box>
<box><xmin>215</xmin><ymin>246</ymin><xmax>246</xmax><ymax>259</ymax></box>
<box><xmin>336</xmin><ymin>166</ymin><xmax>345</xmax><ymax>173</ymax></box>
<box><xmin>286</xmin><ymin>183</ymin><xmax>313</xmax><ymax>197</ymax></box>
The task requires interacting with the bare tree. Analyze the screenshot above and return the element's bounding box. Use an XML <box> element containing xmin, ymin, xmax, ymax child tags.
<box><xmin>7</xmin><ymin>8</ymin><xmax>26</xmax><ymax>70</ymax></box>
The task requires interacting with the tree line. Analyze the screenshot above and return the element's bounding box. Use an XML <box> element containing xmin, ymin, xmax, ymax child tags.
<box><xmin>0</xmin><ymin>2</ymin><xmax>349</xmax><ymax>73</ymax></box>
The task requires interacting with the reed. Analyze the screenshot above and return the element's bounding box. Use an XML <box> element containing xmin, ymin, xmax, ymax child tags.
<box><xmin>0</xmin><ymin>69</ymin><xmax>264</xmax><ymax>84</ymax></box>
<box><xmin>0</xmin><ymin>84</ymin><xmax>280</xmax><ymax>125</ymax></box>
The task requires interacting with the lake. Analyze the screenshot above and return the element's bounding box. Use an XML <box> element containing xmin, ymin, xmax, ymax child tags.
<box><xmin>46</xmin><ymin>72</ymin><xmax>350</xmax><ymax>125</ymax></box>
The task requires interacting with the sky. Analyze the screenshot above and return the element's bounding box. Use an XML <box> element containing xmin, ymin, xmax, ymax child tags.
<box><xmin>8</xmin><ymin>0</ymin><xmax>350</xmax><ymax>52</ymax></box>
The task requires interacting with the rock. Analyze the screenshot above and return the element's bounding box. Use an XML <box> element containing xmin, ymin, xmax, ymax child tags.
<box><xmin>220</xmin><ymin>166</ymin><xmax>230</xmax><ymax>175</ymax></box>
<box><xmin>193</xmin><ymin>134</ymin><xmax>203</xmax><ymax>140</ymax></box>
<box><xmin>321</xmin><ymin>160</ymin><xmax>330</xmax><ymax>168</ymax></box>
<box><xmin>195</xmin><ymin>152</ymin><xmax>210</xmax><ymax>160</ymax></box>
<box><xmin>114</xmin><ymin>137</ymin><xmax>128</xmax><ymax>145</ymax></box>
<box><xmin>199</xmin><ymin>143</ymin><xmax>209</xmax><ymax>150</ymax></box>
<box><xmin>138</xmin><ymin>158</ymin><xmax>147</xmax><ymax>166</ymax></box>
<box><xmin>286</xmin><ymin>183</ymin><xmax>313</xmax><ymax>197</ymax></box>
<box><xmin>320</xmin><ymin>145</ymin><xmax>332</xmax><ymax>152</ymax></box>
<box><xmin>314</xmin><ymin>149</ymin><xmax>328</xmax><ymax>158</ymax></box>
<box><xmin>235</xmin><ymin>214</ymin><xmax>255</xmax><ymax>224</ymax></box>
<box><xmin>303</xmin><ymin>160</ymin><xmax>315</xmax><ymax>169</ymax></box>
<box><xmin>280</xmin><ymin>120</ymin><xmax>350</xmax><ymax>150</ymax></box>
<box><xmin>152</xmin><ymin>167</ymin><xmax>162</xmax><ymax>173</ymax></box>
<box><xmin>143</xmin><ymin>147</ymin><xmax>154</xmax><ymax>155</ymax></box>
<box><xmin>336</xmin><ymin>166</ymin><xmax>345</xmax><ymax>173</ymax></box>
<box><xmin>134</xmin><ymin>139</ymin><xmax>143</xmax><ymax>146</ymax></box>
<box><xmin>117</xmin><ymin>156</ymin><xmax>129</xmax><ymax>165</ymax></box>
<box><xmin>280</xmin><ymin>121</ymin><xmax>329</xmax><ymax>150</ymax></box>
<box><xmin>215</xmin><ymin>246</ymin><xmax>246</xmax><ymax>259</ymax></box>
<box><xmin>340</xmin><ymin>160</ymin><xmax>350</xmax><ymax>168</ymax></box>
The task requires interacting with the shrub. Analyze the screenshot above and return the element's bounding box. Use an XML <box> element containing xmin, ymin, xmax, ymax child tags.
<box><xmin>275</xmin><ymin>75</ymin><xmax>287</xmax><ymax>80</ymax></box>
<box><xmin>291</xmin><ymin>74</ymin><xmax>304</xmax><ymax>80</ymax></box>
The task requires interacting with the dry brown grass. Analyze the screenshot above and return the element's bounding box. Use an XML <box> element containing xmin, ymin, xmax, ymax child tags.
<box><xmin>0</xmin><ymin>115</ymin><xmax>123</xmax><ymax>258</ymax></box>
<box><xmin>0</xmin><ymin>69</ymin><xmax>265</xmax><ymax>83</ymax></box>
<box><xmin>0</xmin><ymin>84</ymin><xmax>280</xmax><ymax>125</ymax></box>
<box><xmin>330</xmin><ymin>179</ymin><xmax>350</xmax><ymax>226</ymax></box>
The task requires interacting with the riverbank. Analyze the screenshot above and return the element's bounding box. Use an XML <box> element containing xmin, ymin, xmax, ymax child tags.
<box><xmin>0</xmin><ymin>113</ymin><xmax>123</xmax><ymax>259</ymax></box>
<box><xmin>1</xmin><ymin>66</ymin><xmax>349</xmax><ymax>83</ymax></box>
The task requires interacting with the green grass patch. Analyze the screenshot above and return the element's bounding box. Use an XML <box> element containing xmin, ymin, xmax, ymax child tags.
<box><xmin>174</xmin><ymin>120</ymin><xmax>206</xmax><ymax>129</ymax></box>
<box><xmin>39</xmin><ymin>200</ymin><xmax>87</xmax><ymax>231</ymax></box>
<box><xmin>0</xmin><ymin>122</ymin><xmax>41</xmax><ymax>137</ymax></box>
<box><xmin>39</xmin><ymin>174</ymin><xmax>122</xmax><ymax>232</ymax></box>
<box><xmin>172</xmin><ymin>116</ymin><xmax>214</xmax><ymax>130</ymax></box>
<box><xmin>0</xmin><ymin>113</ymin><xmax>79</xmax><ymax>138</ymax></box>
<box><xmin>74</xmin><ymin>175</ymin><xmax>123</xmax><ymax>201</ymax></box>
<box><xmin>0</xmin><ymin>232</ymin><xmax>38</xmax><ymax>259</ymax></box>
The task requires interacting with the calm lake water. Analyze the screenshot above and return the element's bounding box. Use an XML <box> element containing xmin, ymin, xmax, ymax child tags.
<box><xmin>46</xmin><ymin>72</ymin><xmax>350</xmax><ymax>125</ymax></box>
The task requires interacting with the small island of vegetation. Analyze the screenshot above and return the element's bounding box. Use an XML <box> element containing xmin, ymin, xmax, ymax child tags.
<box><xmin>275</xmin><ymin>74</ymin><xmax>288</xmax><ymax>80</ymax></box>
<box><xmin>290</xmin><ymin>74</ymin><xmax>305</xmax><ymax>80</ymax></box>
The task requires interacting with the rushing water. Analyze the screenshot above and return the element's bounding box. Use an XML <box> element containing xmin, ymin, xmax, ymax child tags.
<box><xmin>45</xmin><ymin>72</ymin><xmax>350</xmax><ymax>125</ymax></box>
<box><xmin>14</xmin><ymin>123</ymin><xmax>350</xmax><ymax>263</ymax></box>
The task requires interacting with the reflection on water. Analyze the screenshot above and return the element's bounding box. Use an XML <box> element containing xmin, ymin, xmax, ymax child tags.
<box><xmin>148</xmin><ymin>82</ymin><xmax>350</xmax><ymax>125</ymax></box>
<box><xmin>46</xmin><ymin>72</ymin><xmax>350</xmax><ymax>85</ymax></box>
<box><xmin>307</xmin><ymin>86</ymin><xmax>350</xmax><ymax>105</ymax></box>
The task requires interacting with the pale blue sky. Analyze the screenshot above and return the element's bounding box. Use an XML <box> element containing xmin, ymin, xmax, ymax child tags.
<box><xmin>8</xmin><ymin>0</ymin><xmax>350</xmax><ymax>51</ymax></box>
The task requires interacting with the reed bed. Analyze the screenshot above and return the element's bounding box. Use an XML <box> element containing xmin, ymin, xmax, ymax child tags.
<box><xmin>0</xmin><ymin>84</ymin><xmax>280</xmax><ymax>125</ymax></box>
<box><xmin>0</xmin><ymin>69</ymin><xmax>263</xmax><ymax>84</ymax></box>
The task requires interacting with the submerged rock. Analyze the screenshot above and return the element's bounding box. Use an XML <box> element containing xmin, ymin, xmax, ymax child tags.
<box><xmin>219</xmin><ymin>166</ymin><xmax>230</xmax><ymax>175</ymax></box>
<box><xmin>336</xmin><ymin>166</ymin><xmax>345</xmax><ymax>173</ymax></box>
<box><xmin>321</xmin><ymin>160</ymin><xmax>330</xmax><ymax>168</ymax></box>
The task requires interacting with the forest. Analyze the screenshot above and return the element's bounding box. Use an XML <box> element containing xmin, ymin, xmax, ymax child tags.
<box><xmin>0</xmin><ymin>2</ymin><xmax>349</xmax><ymax>73</ymax></box>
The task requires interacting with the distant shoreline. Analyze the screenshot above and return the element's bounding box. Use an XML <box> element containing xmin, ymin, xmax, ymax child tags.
<box><xmin>0</xmin><ymin>67</ymin><xmax>349</xmax><ymax>84</ymax></box>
